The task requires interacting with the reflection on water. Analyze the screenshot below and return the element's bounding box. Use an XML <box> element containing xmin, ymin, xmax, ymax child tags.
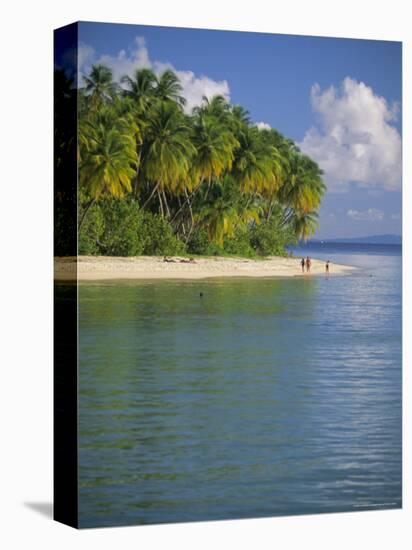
<box><xmin>77</xmin><ymin>247</ymin><xmax>401</xmax><ymax>527</ymax></box>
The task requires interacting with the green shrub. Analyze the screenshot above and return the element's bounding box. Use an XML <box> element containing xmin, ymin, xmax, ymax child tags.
<box><xmin>186</xmin><ymin>227</ymin><xmax>222</xmax><ymax>256</ymax></box>
<box><xmin>140</xmin><ymin>212</ymin><xmax>186</xmax><ymax>256</ymax></box>
<box><xmin>223</xmin><ymin>229</ymin><xmax>256</xmax><ymax>257</ymax></box>
<box><xmin>187</xmin><ymin>220</ymin><xmax>293</xmax><ymax>258</ymax></box>
<box><xmin>78</xmin><ymin>203</ymin><xmax>105</xmax><ymax>255</ymax></box>
<box><xmin>79</xmin><ymin>199</ymin><xmax>145</xmax><ymax>256</ymax></box>
<box><xmin>77</xmin><ymin>197</ymin><xmax>296</xmax><ymax>258</ymax></box>
<box><xmin>98</xmin><ymin>200</ymin><xmax>145</xmax><ymax>256</ymax></box>
<box><xmin>79</xmin><ymin>198</ymin><xmax>187</xmax><ymax>256</ymax></box>
<box><xmin>249</xmin><ymin>216</ymin><xmax>296</xmax><ymax>256</ymax></box>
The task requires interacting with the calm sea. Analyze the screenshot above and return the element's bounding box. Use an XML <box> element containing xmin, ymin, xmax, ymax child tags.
<box><xmin>76</xmin><ymin>243</ymin><xmax>402</xmax><ymax>527</ymax></box>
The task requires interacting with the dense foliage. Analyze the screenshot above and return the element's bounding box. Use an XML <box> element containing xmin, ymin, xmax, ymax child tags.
<box><xmin>75</xmin><ymin>64</ymin><xmax>326</xmax><ymax>257</ymax></box>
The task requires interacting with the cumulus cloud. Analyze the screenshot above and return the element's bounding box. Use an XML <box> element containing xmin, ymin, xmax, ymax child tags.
<box><xmin>171</xmin><ymin>69</ymin><xmax>230</xmax><ymax>113</ymax></box>
<box><xmin>299</xmin><ymin>77</ymin><xmax>401</xmax><ymax>192</ymax></box>
<box><xmin>78</xmin><ymin>42</ymin><xmax>95</xmax><ymax>72</ymax></box>
<box><xmin>256</xmin><ymin>122</ymin><xmax>271</xmax><ymax>130</ymax></box>
<box><xmin>347</xmin><ymin>208</ymin><xmax>384</xmax><ymax>221</ymax></box>
<box><xmin>78</xmin><ymin>37</ymin><xmax>230</xmax><ymax>113</ymax></box>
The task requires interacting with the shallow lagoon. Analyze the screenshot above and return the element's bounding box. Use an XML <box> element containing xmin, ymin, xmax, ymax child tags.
<box><xmin>77</xmin><ymin>244</ymin><xmax>402</xmax><ymax>527</ymax></box>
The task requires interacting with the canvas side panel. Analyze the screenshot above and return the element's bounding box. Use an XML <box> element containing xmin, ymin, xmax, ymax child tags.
<box><xmin>53</xmin><ymin>22</ymin><xmax>79</xmax><ymax>529</ymax></box>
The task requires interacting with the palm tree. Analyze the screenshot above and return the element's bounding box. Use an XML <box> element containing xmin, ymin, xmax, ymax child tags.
<box><xmin>197</xmin><ymin>175</ymin><xmax>261</xmax><ymax>246</ymax></box>
<box><xmin>140</xmin><ymin>101</ymin><xmax>196</xmax><ymax>215</ymax></box>
<box><xmin>199</xmin><ymin>197</ymin><xmax>238</xmax><ymax>246</ymax></box>
<box><xmin>82</xmin><ymin>64</ymin><xmax>117</xmax><ymax>109</ymax></box>
<box><xmin>279</xmin><ymin>151</ymin><xmax>325</xmax><ymax>226</ymax></box>
<box><xmin>78</xmin><ymin>113</ymin><xmax>138</xmax><ymax>229</ymax></box>
<box><xmin>78</xmin><ymin>99</ymin><xmax>140</xmax><ymax>162</ymax></box>
<box><xmin>193</xmin><ymin>95</ymin><xmax>230</xmax><ymax>121</ymax></box>
<box><xmin>230</xmin><ymin>104</ymin><xmax>251</xmax><ymax>131</ymax></box>
<box><xmin>232</xmin><ymin>126</ymin><xmax>283</xmax><ymax>195</ymax></box>
<box><xmin>191</xmin><ymin>113</ymin><xmax>238</xmax><ymax>183</ymax></box>
<box><xmin>155</xmin><ymin>69</ymin><xmax>186</xmax><ymax>107</ymax></box>
<box><xmin>121</xmin><ymin>68</ymin><xmax>158</xmax><ymax>113</ymax></box>
<box><xmin>120</xmin><ymin>68</ymin><xmax>188</xmax><ymax>200</ymax></box>
<box><xmin>288</xmin><ymin>209</ymin><xmax>319</xmax><ymax>241</ymax></box>
<box><xmin>170</xmin><ymin>111</ymin><xmax>238</xmax><ymax>233</ymax></box>
<box><xmin>198</xmin><ymin>195</ymin><xmax>261</xmax><ymax>247</ymax></box>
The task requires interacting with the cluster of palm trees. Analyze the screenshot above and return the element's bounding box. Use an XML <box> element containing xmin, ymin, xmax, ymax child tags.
<box><xmin>78</xmin><ymin>64</ymin><xmax>325</xmax><ymax>249</ymax></box>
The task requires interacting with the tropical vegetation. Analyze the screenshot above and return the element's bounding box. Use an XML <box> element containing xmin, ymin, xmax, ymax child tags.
<box><xmin>56</xmin><ymin>64</ymin><xmax>326</xmax><ymax>257</ymax></box>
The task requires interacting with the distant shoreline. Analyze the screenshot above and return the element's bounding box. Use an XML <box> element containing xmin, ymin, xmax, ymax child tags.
<box><xmin>55</xmin><ymin>256</ymin><xmax>356</xmax><ymax>281</ymax></box>
<box><xmin>304</xmin><ymin>236</ymin><xmax>402</xmax><ymax>245</ymax></box>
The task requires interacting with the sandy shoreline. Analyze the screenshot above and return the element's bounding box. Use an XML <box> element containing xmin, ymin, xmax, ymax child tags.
<box><xmin>54</xmin><ymin>255</ymin><xmax>356</xmax><ymax>281</ymax></box>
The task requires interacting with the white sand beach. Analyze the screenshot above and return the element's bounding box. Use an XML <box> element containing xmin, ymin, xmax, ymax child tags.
<box><xmin>54</xmin><ymin>255</ymin><xmax>356</xmax><ymax>281</ymax></box>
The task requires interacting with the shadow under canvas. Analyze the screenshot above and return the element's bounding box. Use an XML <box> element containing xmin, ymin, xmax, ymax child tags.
<box><xmin>24</xmin><ymin>502</ymin><xmax>53</xmax><ymax>519</ymax></box>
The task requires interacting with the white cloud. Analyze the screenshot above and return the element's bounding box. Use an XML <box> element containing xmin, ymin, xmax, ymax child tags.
<box><xmin>299</xmin><ymin>77</ymin><xmax>401</xmax><ymax>192</ymax></box>
<box><xmin>95</xmin><ymin>37</ymin><xmax>151</xmax><ymax>82</ymax></box>
<box><xmin>347</xmin><ymin>208</ymin><xmax>385</xmax><ymax>221</ymax></box>
<box><xmin>256</xmin><ymin>122</ymin><xmax>271</xmax><ymax>130</ymax></box>
<box><xmin>78</xmin><ymin>42</ymin><xmax>95</xmax><ymax>72</ymax></box>
<box><xmin>78</xmin><ymin>36</ymin><xmax>230</xmax><ymax>113</ymax></box>
<box><xmin>171</xmin><ymin>68</ymin><xmax>230</xmax><ymax>113</ymax></box>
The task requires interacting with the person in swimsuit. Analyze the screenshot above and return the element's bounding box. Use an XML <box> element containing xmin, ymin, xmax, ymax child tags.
<box><xmin>305</xmin><ymin>256</ymin><xmax>311</xmax><ymax>273</ymax></box>
<box><xmin>326</xmin><ymin>260</ymin><xmax>330</xmax><ymax>274</ymax></box>
<box><xmin>301</xmin><ymin>257</ymin><xmax>305</xmax><ymax>273</ymax></box>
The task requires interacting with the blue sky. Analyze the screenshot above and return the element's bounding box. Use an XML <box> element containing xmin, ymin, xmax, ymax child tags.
<box><xmin>78</xmin><ymin>22</ymin><xmax>402</xmax><ymax>239</ymax></box>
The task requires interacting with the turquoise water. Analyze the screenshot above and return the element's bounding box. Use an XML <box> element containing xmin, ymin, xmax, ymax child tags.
<box><xmin>77</xmin><ymin>244</ymin><xmax>402</xmax><ymax>527</ymax></box>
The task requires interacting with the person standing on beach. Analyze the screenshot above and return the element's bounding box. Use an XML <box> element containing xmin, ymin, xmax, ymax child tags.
<box><xmin>305</xmin><ymin>256</ymin><xmax>311</xmax><ymax>273</ymax></box>
<box><xmin>326</xmin><ymin>260</ymin><xmax>330</xmax><ymax>275</ymax></box>
<box><xmin>301</xmin><ymin>257</ymin><xmax>305</xmax><ymax>273</ymax></box>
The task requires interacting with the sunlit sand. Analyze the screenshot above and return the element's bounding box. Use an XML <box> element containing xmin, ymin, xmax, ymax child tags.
<box><xmin>55</xmin><ymin>255</ymin><xmax>356</xmax><ymax>281</ymax></box>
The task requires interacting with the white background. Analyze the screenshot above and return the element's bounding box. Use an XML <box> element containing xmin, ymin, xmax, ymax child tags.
<box><xmin>0</xmin><ymin>0</ymin><xmax>410</xmax><ymax>548</ymax></box>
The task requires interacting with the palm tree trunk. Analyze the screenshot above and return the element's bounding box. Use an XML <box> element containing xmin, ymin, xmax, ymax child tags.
<box><xmin>204</xmin><ymin>176</ymin><xmax>212</xmax><ymax>200</ymax></box>
<box><xmin>266</xmin><ymin>198</ymin><xmax>275</xmax><ymax>221</ymax></box>
<box><xmin>184</xmin><ymin>188</ymin><xmax>194</xmax><ymax>223</ymax></box>
<box><xmin>78</xmin><ymin>198</ymin><xmax>96</xmax><ymax>232</ymax></box>
<box><xmin>157</xmin><ymin>188</ymin><xmax>164</xmax><ymax>218</ymax></box>
<box><xmin>170</xmin><ymin>194</ymin><xmax>190</xmax><ymax>223</ymax></box>
<box><xmin>162</xmin><ymin>190</ymin><xmax>171</xmax><ymax>219</ymax></box>
<box><xmin>245</xmin><ymin>191</ymin><xmax>257</xmax><ymax>210</ymax></box>
<box><xmin>174</xmin><ymin>196</ymin><xmax>187</xmax><ymax>238</ymax></box>
<box><xmin>184</xmin><ymin>188</ymin><xmax>196</xmax><ymax>243</ymax></box>
<box><xmin>281</xmin><ymin>207</ymin><xmax>293</xmax><ymax>227</ymax></box>
<box><xmin>133</xmin><ymin>148</ymin><xmax>142</xmax><ymax>200</ymax></box>
<box><xmin>141</xmin><ymin>182</ymin><xmax>160</xmax><ymax>210</ymax></box>
<box><xmin>170</xmin><ymin>178</ymin><xmax>204</xmax><ymax>223</ymax></box>
<box><xmin>185</xmin><ymin>221</ymin><xmax>196</xmax><ymax>243</ymax></box>
<box><xmin>180</xmin><ymin>220</ymin><xmax>187</xmax><ymax>238</ymax></box>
